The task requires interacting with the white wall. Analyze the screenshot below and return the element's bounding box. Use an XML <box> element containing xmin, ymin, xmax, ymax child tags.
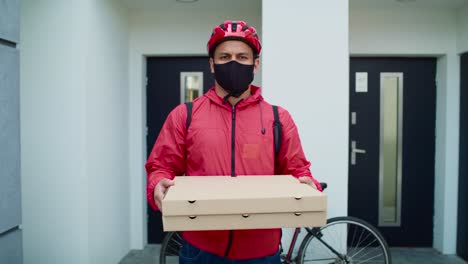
<box><xmin>458</xmin><ymin>4</ymin><xmax>468</xmax><ymax>53</ymax></box>
<box><xmin>350</xmin><ymin>4</ymin><xmax>460</xmax><ymax>254</ymax></box>
<box><xmin>263</xmin><ymin>0</ymin><xmax>349</xmax><ymax>253</ymax></box>
<box><xmin>21</xmin><ymin>0</ymin><xmax>130</xmax><ymax>263</ymax></box>
<box><xmin>86</xmin><ymin>1</ymin><xmax>130</xmax><ymax>263</ymax></box>
<box><xmin>128</xmin><ymin>0</ymin><xmax>262</xmax><ymax>248</ymax></box>
<box><xmin>351</xmin><ymin>6</ymin><xmax>458</xmax><ymax>55</ymax></box>
<box><xmin>21</xmin><ymin>1</ymin><xmax>89</xmax><ymax>263</ymax></box>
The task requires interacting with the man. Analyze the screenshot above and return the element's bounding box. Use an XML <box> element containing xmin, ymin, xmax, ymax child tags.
<box><xmin>146</xmin><ymin>20</ymin><xmax>321</xmax><ymax>263</ymax></box>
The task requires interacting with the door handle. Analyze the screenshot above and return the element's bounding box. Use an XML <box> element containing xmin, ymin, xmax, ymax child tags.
<box><xmin>351</xmin><ymin>140</ymin><xmax>366</xmax><ymax>165</ymax></box>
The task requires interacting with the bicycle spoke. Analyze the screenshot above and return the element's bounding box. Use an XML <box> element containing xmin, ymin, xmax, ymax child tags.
<box><xmin>301</xmin><ymin>257</ymin><xmax>337</xmax><ymax>262</ymax></box>
<box><xmin>297</xmin><ymin>218</ymin><xmax>390</xmax><ymax>264</ymax></box>
<box><xmin>350</xmin><ymin>244</ymin><xmax>380</xmax><ymax>262</ymax></box>
<box><xmin>353</xmin><ymin>252</ymin><xmax>385</xmax><ymax>263</ymax></box>
<box><xmin>171</xmin><ymin>238</ymin><xmax>183</xmax><ymax>248</ymax></box>
<box><xmin>174</xmin><ymin>232</ymin><xmax>183</xmax><ymax>241</ymax></box>
<box><xmin>337</xmin><ymin>222</ymin><xmax>345</xmax><ymax>254</ymax></box>
<box><xmin>348</xmin><ymin>227</ymin><xmax>375</xmax><ymax>257</ymax></box>
<box><xmin>166</xmin><ymin>243</ymin><xmax>180</xmax><ymax>255</ymax></box>
<box><xmin>350</xmin><ymin>221</ymin><xmax>359</xmax><ymax>253</ymax></box>
<box><xmin>160</xmin><ymin>232</ymin><xmax>185</xmax><ymax>263</ymax></box>
<box><xmin>349</xmin><ymin>235</ymin><xmax>376</xmax><ymax>258</ymax></box>
<box><xmin>352</xmin><ymin>249</ymin><xmax>384</xmax><ymax>263</ymax></box>
<box><xmin>346</xmin><ymin>225</ymin><xmax>387</xmax><ymax>264</ymax></box>
<box><xmin>353</xmin><ymin>225</ymin><xmax>366</xmax><ymax>253</ymax></box>
<box><xmin>326</xmin><ymin>225</ymin><xmax>341</xmax><ymax>256</ymax></box>
<box><xmin>328</xmin><ymin>222</ymin><xmax>345</xmax><ymax>255</ymax></box>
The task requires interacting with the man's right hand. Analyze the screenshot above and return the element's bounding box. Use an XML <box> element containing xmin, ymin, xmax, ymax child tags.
<box><xmin>154</xmin><ymin>178</ymin><xmax>175</xmax><ymax>209</ymax></box>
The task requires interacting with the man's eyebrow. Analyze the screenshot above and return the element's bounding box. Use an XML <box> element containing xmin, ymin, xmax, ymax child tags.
<box><xmin>217</xmin><ymin>51</ymin><xmax>251</xmax><ymax>56</ymax></box>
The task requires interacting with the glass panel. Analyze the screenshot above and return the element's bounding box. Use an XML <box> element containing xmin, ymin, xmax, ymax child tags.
<box><xmin>185</xmin><ymin>75</ymin><xmax>200</xmax><ymax>102</ymax></box>
<box><xmin>180</xmin><ymin>72</ymin><xmax>203</xmax><ymax>103</ymax></box>
<box><xmin>379</xmin><ymin>73</ymin><xmax>402</xmax><ymax>227</ymax></box>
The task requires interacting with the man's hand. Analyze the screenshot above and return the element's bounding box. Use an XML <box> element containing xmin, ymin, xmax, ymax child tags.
<box><xmin>154</xmin><ymin>178</ymin><xmax>175</xmax><ymax>209</ymax></box>
<box><xmin>298</xmin><ymin>176</ymin><xmax>318</xmax><ymax>190</ymax></box>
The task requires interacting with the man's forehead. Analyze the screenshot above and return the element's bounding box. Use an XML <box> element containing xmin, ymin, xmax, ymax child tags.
<box><xmin>214</xmin><ymin>40</ymin><xmax>253</xmax><ymax>54</ymax></box>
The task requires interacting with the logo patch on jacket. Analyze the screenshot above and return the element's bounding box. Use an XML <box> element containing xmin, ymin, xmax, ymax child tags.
<box><xmin>242</xmin><ymin>144</ymin><xmax>260</xmax><ymax>159</ymax></box>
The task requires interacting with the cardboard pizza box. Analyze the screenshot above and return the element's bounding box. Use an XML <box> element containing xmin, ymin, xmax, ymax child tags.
<box><xmin>161</xmin><ymin>175</ymin><xmax>327</xmax><ymax>231</ymax></box>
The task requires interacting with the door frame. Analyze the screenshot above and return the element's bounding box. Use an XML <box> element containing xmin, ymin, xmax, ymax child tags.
<box><xmin>349</xmin><ymin>57</ymin><xmax>437</xmax><ymax>246</ymax></box>
<box><xmin>145</xmin><ymin>55</ymin><xmax>213</xmax><ymax>243</ymax></box>
<box><xmin>457</xmin><ymin>52</ymin><xmax>468</xmax><ymax>260</ymax></box>
<box><xmin>348</xmin><ymin>54</ymin><xmax>460</xmax><ymax>251</ymax></box>
<box><xmin>129</xmin><ymin>53</ymin><xmax>208</xmax><ymax>248</ymax></box>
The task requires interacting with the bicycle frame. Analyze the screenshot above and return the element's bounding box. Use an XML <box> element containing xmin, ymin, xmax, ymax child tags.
<box><xmin>282</xmin><ymin>226</ymin><xmax>347</xmax><ymax>264</ymax></box>
<box><xmin>282</xmin><ymin>228</ymin><xmax>301</xmax><ymax>263</ymax></box>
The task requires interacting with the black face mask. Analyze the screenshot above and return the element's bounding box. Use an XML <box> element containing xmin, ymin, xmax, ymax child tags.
<box><xmin>213</xmin><ymin>60</ymin><xmax>254</xmax><ymax>98</ymax></box>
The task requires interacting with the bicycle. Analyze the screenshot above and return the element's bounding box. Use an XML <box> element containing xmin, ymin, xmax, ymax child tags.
<box><xmin>159</xmin><ymin>183</ymin><xmax>392</xmax><ymax>264</ymax></box>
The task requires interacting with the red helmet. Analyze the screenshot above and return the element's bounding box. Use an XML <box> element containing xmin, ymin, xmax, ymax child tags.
<box><xmin>207</xmin><ymin>20</ymin><xmax>261</xmax><ymax>57</ymax></box>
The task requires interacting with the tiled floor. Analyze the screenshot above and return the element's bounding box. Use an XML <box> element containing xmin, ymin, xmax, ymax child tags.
<box><xmin>119</xmin><ymin>245</ymin><xmax>468</xmax><ymax>264</ymax></box>
<box><xmin>390</xmin><ymin>248</ymin><xmax>467</xmax><ymax>264</ymax></box>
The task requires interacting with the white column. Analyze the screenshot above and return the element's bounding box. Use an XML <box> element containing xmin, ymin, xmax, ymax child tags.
<box><xmin>262</xmin><ymin>0</ymin><xmax>349</xmax><ymax>253</ymax></box>
<box><xmin>262</xmin><ymin>0</ymin><xmax>349</xmax><ymax>219</ymax></box>
<box><xmin>21</xmin><ymin>0</ymin><xmax>130</xmax><ymax>263</ymax></box>
<box><xmin>434</xmin><ymin>53</ymin><xmax>460</xmax><ymax>254</ymax></box>
<box><xmin>456</xmin><ymin>4</ymin><xmax>468</xmax><ymax>53</ymax></box>
<box><xmin>21</xmin><ymin>1</ymin><xmax>89</xmax><ymax>263</ymax></box>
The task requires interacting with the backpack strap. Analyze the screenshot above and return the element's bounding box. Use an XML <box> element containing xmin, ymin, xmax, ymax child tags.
<box><xmin>185</xmin><ymin>102</ymin><xmax>193</xmax><ymax>130</ymax></box>
<box><xmin>272</xmin><ymin>105</ymin><xmax>282</xmax><ymax>156</ymax></box>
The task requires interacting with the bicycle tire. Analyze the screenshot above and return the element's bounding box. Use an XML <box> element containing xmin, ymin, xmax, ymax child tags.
<box><xmin>297</xmin><ymin>216</ymin><xmax>392</xmax><ymax>264</ymax></box>
<box><xmin>159</xmin><ymin>232</ymin><xmax>183</xmax><ymax>264</ymax></box>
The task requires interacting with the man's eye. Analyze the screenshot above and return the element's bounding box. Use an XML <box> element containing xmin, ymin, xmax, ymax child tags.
<box><xmin>220</xmin><ymin>55</ymin><xmax>229</xmax><ymax>60</ymax></box>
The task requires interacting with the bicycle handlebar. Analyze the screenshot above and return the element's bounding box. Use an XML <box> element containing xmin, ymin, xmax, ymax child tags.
<box><xmin>320</xmin><ymin>182</ymin><xmax>327</xmax><ymax>191</ymax></box>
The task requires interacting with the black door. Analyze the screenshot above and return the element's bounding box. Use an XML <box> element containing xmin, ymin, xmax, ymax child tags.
<box><xmin>349</xmin><ymin>58</ymin><xmax>436</xmax><ymax>247</ymax></box>
<box><xmin>146</xmin><ymin>56</ymin><xmax>214</xmax><ymax>244</ymax></box>
<box><xmin>458</xmin><ymin>52</ymin><xmax>468</xmax><ymax>261</ymax></box>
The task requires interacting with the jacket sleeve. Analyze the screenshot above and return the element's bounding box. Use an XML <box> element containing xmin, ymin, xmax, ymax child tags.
<box><xmin>146</xmin><ymin>104</ymin><xmax>187</xmax><ymax>211</ymax></box>
<box><xmin>275</xmin><ymin>107</ymin><xmax>322</xmax><ymax>191</ymax></box>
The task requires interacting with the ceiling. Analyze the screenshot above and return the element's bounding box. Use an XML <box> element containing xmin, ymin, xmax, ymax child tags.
<box><xmin>351</xmin><ymin>0</ymin><xmax>468</xmax><ymax>8</ymax></box>
<box><xmin>120</xmin><ymin>0</ymin><xmax>468</xmax><ymax>11</ymax></box>
<box><xmin>119</xmin><ymin>0</ymin><xmax>260</xmax><ymax>11</ymax></box>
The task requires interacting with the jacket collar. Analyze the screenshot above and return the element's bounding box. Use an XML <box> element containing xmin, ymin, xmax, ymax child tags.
<box><xmin>204</xmin><ymin>85</ymin><xmax>264</xmax><ymax>110</ymax></box>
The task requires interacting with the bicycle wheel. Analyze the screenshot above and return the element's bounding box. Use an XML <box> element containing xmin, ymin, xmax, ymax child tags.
<box><xmin>159</xmin><ymin>232</ymin><xmax>183</xmax><ymax>264</ymax></box>
<box><xmin>297</xmin><ymin>216</ymin><xmax>391</xmax><ymax>264</ymax></box>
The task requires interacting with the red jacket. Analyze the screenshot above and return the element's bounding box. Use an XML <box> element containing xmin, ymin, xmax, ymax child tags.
<box><xmin>146</xmin><ymin>85</ymin><xmax>321</xmax><ymax>260</ymax></box>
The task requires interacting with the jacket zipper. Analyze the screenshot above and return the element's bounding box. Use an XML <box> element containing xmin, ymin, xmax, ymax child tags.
<box><xmin>224</xmin><ymin>231</ymin><xmax>234</xmax><ymax>257</ymax></box>
<box><xmin>225</xmin><ymin>103</ymin><xmax>238</xmax><ymax>257</ymax></box>
<box><xmin>230</xmin><ymin>104</ymin><xmax>237</xmax><ymax>177</ymax></box>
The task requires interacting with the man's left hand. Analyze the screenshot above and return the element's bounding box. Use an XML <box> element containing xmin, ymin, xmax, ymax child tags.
<box><xmin>298</xmin><ymin>176</ymin><xmax>318</xmax><ymax>190</ymax></box>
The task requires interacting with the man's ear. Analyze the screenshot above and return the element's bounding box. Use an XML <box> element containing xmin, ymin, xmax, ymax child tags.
<box><xmin>209</xmin><ymin>57</ymin><xmax>215</xmax><ymax>74</ymax></box>
<box><xmin>253</xmin><ymin>57</ymin><xmax>260</xmax><ymax>74</ymax></box>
